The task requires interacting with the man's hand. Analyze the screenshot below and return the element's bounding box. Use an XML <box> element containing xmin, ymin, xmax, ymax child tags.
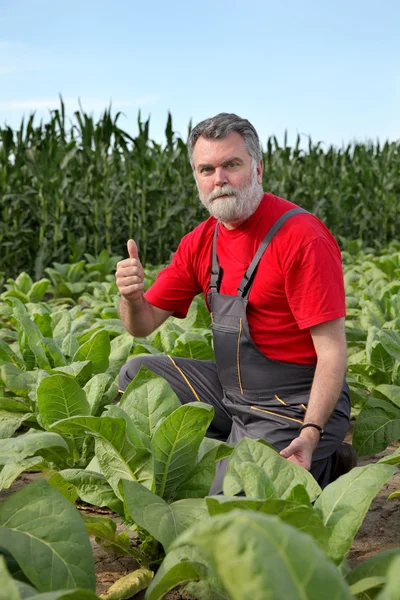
<box><xmin>279</xmin><ymin>428</ymin><xmax>320</xmax><ymax>471</ymax></box>
<box><xmin>116</xmin><ymin>240</ymin><xmax>145</xmax><ymax>304</ymax></box>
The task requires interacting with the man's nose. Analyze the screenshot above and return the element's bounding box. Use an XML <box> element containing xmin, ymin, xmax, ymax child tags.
<box><xmin>214</xmin><ymin>167</ymin><xmax>228</xmax><ymax>186</ymax></box>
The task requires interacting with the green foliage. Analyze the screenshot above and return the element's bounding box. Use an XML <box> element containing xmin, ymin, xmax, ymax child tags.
<box><xmin>344</xmin><ymin>247</ymin><xmax>400</xmax><ymax>454</ymax></box>
<box><xmin>147</xmin><ymin>511</ymin><xmax>353</xmax><ymax>600</ymax></box>
<box><xmin>0</xmin><ymin>479</ymin><xmax>96</xmax><ymax>592</ymax></box>
<box><xmin>1</xmin><ymin>103</ymin><xmax>399</xmax><ymax>282</ymax></box>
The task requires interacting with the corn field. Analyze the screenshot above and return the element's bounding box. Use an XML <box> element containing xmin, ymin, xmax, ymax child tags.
<box><xmin>0</xmin><ymin>101</ymin><xmax>399</xmax><ymax>281</ymax></box>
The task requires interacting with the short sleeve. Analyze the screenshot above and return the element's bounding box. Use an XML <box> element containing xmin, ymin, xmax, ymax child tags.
<box><xmin>144</xmin><ymin>235</ymin><xmax>201</xmax><ymax>319</ymax></box>
<box><xmin>284</xmin><ymin>236</ymin><xmax>346</xmax><ymax>329</ymax></box>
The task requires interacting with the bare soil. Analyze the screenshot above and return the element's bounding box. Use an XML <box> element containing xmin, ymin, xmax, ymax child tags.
<box><xmin>1</xmin><ymin>442</ymin><xmax>400</xmax><ymax>599</ymax></box>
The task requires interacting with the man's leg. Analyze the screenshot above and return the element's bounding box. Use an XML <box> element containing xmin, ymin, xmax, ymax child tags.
<box><xmin>209</xmin><ymin>383</ymin><xmax>352</xmax><ymax>494</ymax></box>
<box><xmin>119</xmin><ymin>355</ymin><xmax>232</xmax><ymax>440</ymax></box>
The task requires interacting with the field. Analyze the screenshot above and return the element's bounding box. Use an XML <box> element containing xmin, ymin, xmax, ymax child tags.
<box><xmin>0</xmin><ymin>241</ymin><xmax>399</xmax><ymax>600</ymax></box>
<box><xmin>1</xmin><ymin>107</ymin><xmax>400</xmax><ymax>599</ymax></box>
<box><xmin>1</xmin><ymin>106</ymin><xmax>399</xmax><ymax>281</ymax></box>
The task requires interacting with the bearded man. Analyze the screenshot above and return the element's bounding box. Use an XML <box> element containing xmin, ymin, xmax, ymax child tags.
<box><xmin>116</xmin><ymin>113</ymin><xmax>355</xmax><ymax>491</ymax></box>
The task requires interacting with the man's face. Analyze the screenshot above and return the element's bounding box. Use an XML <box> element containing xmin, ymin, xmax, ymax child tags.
<box><xmin>192</xmin><ymin>131</ymin><xmax>263</xmax><ymax>225</ymax></box>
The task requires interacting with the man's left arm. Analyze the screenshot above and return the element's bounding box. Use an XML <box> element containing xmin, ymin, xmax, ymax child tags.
<box><xmin>280</xmin><ymin>317</ymin><xmax>347</xmax><ymax>470</ymax></box>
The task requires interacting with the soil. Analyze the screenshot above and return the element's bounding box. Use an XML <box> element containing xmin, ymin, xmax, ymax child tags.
<box><xmin>1</xmin><ymin>439</ymin><xmax>400</xmax><ymax>599</ymax></box>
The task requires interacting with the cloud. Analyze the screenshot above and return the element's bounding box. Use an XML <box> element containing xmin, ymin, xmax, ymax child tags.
<box><xmin>0</xmin><ymin>95</ymin><xmax>160</xmax><ymax>112</ymax></box>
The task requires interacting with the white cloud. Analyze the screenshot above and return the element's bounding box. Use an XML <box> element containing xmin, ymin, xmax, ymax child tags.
<box><xmin>0</xmin><ymin>95</ymin><xmax>160</xmax><ymax>112</ymax></box>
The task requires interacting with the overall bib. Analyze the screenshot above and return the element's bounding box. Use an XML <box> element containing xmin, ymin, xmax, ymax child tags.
<box><xmin>208</xmin><ymin>208</ymin><xmax>350</xmax><ymax>491</ymax></box>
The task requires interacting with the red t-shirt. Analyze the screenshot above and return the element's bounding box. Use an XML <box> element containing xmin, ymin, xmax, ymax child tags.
<box><xmin>145</xmin><ymin>193</ymin><xmax>346</xmax><ymax>364</ymax></box>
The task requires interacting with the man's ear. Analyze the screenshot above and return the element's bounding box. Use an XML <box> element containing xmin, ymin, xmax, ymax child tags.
<box><xmin>257</xmin><ymin>159</ymin><xmax>264</xmax><ymax>185</ymax></box>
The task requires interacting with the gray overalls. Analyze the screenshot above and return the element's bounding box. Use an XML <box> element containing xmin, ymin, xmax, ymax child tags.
<box><xmin>119</xmin><ymin>209</ymin><xmax>351</xmax><ymax>491</ymax></box>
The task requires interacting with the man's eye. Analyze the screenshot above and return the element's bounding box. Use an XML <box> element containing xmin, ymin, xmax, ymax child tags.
<box><xmin>201</xmin><ymin>167</ymin><xmax>213</xmax><ymax>173</ymax></box>
<box><xmin>228</xmin><ymin>162</ymin><xmax>238</xmax><ymax>168</ymax></box>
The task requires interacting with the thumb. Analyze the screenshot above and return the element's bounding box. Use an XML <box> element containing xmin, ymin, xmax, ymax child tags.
<box><xmin>127</xmin><ymin>239</ymin><xmax>139</xmax><ymax>260</ymax></box>
<box><xmin>280</xmin><ymin>442</ymin><xmax>294</xmax><ymax>458</ymax></box>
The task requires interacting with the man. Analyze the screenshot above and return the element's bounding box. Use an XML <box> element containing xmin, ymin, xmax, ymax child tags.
<box><xmin>116</xmin><ymin>113</ymin><xmax>355</xmax><ymax>491</ymax></box>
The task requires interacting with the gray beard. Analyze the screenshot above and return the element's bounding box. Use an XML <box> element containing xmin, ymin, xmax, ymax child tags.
<box><xmin>198</xmin><ymin>173</ymin><xmax>264</xmax><ymax>224</ymax></box>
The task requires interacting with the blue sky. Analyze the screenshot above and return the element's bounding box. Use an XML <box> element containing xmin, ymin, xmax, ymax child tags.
<box><xmin>0</xmin><ymin>0</ymin><xmax>399</xmax><ymax>149</ymax></box>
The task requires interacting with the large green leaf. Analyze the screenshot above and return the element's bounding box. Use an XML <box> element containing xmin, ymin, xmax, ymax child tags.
<box><xmin>103</xmin><ymin>405</ymin><xmax>147</xmax><ymax>449</ymax></box>
<box><xmin>17</xmin><ymin>315</ymin><xmax>51</xmax><ymax>370</ymax></box>
<box><xmin>0</xmin><ymin>365</ymin><xmax>36</xmax><ymax>397</ymax></box>
<box><xmin>61</xmin><ymin>334</ymin><xmax>79</xmax><ymax>359</ymax></box>
<box><xmin>185</xmin><ymin>298</ymin><xmax>212</xmax><ymax>330</ymax></box>
<box><xmin>373</xmin><ymin>384</ymin><xmax>400</xmax><ymax>408</ymax></box>
<box><xmin>206</xmin><ymin>496</ymin><xmax>330</xmax><ymax>552</ymax></box>
<box><xmin>0</xmin><ymin>411</ymin><xmax>33</xmax><ymax>439</ymax></box>
<box><xmin>53</xmin><ymin>469</ymin><xmax>124</xmax><ymax>515</ymax></box>
<box><xmin>349</xmin><ymin>576</ymin><xmax>386</xmax><ymax>597</ymax></box>
<box><xmin>107</xmin><ymin>333</ymin><xmax>133</xmax><ymax>378</ymax></box>
<box><xmin>52</xmin><ymin>416</ymin><xmax>148</xmax><ymax>497</ymax></box>
<box><xmin>223</xmin><ymin>438</ymin><xmax>321</xmax><ymax>501</ymax></box>
<box><xmin>146</xmin><ymin>562</ymin><xmax>210</xmax><ymax>600</ymax></box>
<box><xmin>378</xmin><ymin>447</ymin><xmax>400</xmax><ymax>465</ymax></box>
<box><xmin>0</xmin><ymin>432</ymin><xmax>69</xmax><ymax>465</ymax></box>
<box><xmin>238</xmin><ymin>462</ymin><xmax>277</xmax><ymax>499</ymax></box>
<box><xmin>37</xmin><ymin>374</ymin><xmax>90</xmax><ymax>429</ymax></box>
<box><xmin>376</xmin><ymin>555</ymin><xmax>400</xmax><ymax>600</ymax></box>
<box><xmin>51</xmin><ymin>312</ymin><xmax>72</xmax><ymax>345</ymax></box>
<box><xmin>166</xmin><ymin>511</ymin><xmax>353</xmax><ymax>600</ymax></box>
<box><xmin>122</xmin><ymin>480</ymin><xmax>209</xmax><ymax>552</ymax></box>
<box><xmin>28</xmin><ymin>279</ymin><xmax>50</xmax><ymax>303</ymax></box>
<box><xmin>0</xmin><ymin>556</ymin><xmax>21</xmax><ymax>600</ymax></box>
<box><xmin>0</xmin><ymin>396</ymin><xmax>28</xmax><ymax>413</ymax></box>
<box><xmin>52</xmin><ymin>362</ymin><xmax>93</xmax><ymax>387</ymax></box>
<box><xmin>0</xmin><ymin>457</ymin><xmax>42</xmax><ymax>490</ymax></box>
<box><xmin>0</xmin><ymin>479</ymin><xmax>96</xmax><ymax>592</ymax></box>
<box><xmin>73</xmin><ymin>330</ymin><xmax>110</xmax><ymax>374</ymax></box>
<box><xmin>146</xmin><ymin>544</ymin><xmax>225</xmax><ymax>600</ymax></box>
<box><xmin>346</xmin><ymin>548</ymin><xmax>400</xmax><ymax>592</ymax></box>
<box><xmin>379</xmin><ymin>330</ymin><xmax>400</xmax><ymax>361</ymax></box>
<box><xmin>370</xmin><ymin>343</ymin><xmax>395</xmax><ymax>373</ymax></box>
<box><xmin>41</xmin><ymin>338</ymin><xmax>66</xmax><ymax>368</ymax></box>
<box><xmin>148</xmin><ymin>323</ymin><xmax>181</xmax><ymax>353</ymax></box>
<box><xmin>47</xmin><ymin>472</ymin><xmax>79</xmax><ymax>504</ymax></box>
<box><xmin>352</xmin><ymin>397</ymin><xmax>400</xmax><ymax>455</ymax></box>
<box><xmin>0</xmin><ymin>338</ymin><xmax>25</xmax><ymax>368</ymax></box>
<box><xmin>95</xmin><ymin>437</ymin><xmax>152</xmax><ymax>495</ymax></box>
<box><xmin>314</xmin><ymin>464</ymin><xmax>397</xmax><ymax>564</ymax></box>
<box><xmin>172</xmin><ymin>333</ymin><xmax>214</xmax><ymax>361</ymax></box>
<box><xmin>83</xmin><ymin>373</ymin><xmax>115</xmax><ymax>416</ymax></box>
<box><xmin>173</xmin><ymin>447</ymin><xmax>218</xmax><ymax>500</ymax></box>
<box><xmin>120</xmin><ymin>367</ymin><xmax>181</xmax><ymax>446</ymax></box>
<box><xmin>151</xmin><ymin>402</ymin><xmax>214</xmax><ymax>500</ymax></box>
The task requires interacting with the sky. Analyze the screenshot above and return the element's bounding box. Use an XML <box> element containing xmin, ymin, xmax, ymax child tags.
<box><xmin>0</xmin><ymin>0</ymin><xmax>399</xmax><ymax>150</ymax></box>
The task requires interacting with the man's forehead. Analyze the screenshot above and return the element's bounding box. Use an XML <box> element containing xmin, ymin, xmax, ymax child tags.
<box><xmin>192</xmin><ymin>131</ymin><xmax>249</xmax><ymax>164</ymax></box>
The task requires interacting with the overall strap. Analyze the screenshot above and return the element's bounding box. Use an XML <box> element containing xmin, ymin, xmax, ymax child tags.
<box><xmin>210</xmin><ymin>223</ymin><xmax>222</xmax><ymax>292</ymax></box>
<box><xmin>237</xmin><ymin>207</ymin><xmax>308</xmax><ymax>298</ymax></box>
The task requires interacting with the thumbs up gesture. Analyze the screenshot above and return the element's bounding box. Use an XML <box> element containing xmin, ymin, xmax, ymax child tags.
<box><xmin>116</xmin><ymin>239</ymin><xmax>145</xmax><ymax>303</ymax></box>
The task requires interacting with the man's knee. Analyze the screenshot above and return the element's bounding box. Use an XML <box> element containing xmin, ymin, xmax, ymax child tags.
<box><xmin>118</xmin><ymin>356</ymin><xmax>147</xmax><ymax>391</ymax></box>
<box><xmin>118</xmin><ymin>355</ymin><xmax>167</xmax><ymax>392</ymax></box>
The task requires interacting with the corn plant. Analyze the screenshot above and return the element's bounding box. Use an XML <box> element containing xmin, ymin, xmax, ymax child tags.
<box><xmin>1</xmin><ymin>100</ymin><xmax>399</xmax><ymax>284</ymax></box>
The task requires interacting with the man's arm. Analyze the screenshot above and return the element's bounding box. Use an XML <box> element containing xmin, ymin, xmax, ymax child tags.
<box><xmin>119</xmin><ymin>296</ymin><xmax>172</xmax><ymax>337</ymax></box>
<box><xmin>116</xmin><ymin>239</ymin><xmax>172</xmax><ymax>337</ymax></box>
<box><xmin>280</xmin><ymin>317</ymin><xmax>347</xmax><ymax>469</ymax></box>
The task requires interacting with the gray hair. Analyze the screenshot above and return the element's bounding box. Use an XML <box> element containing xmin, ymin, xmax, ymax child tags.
<box><xmin>187</xmin><ymin>113</ymin><xmax>262</xmax><ymax>167</ymax></box>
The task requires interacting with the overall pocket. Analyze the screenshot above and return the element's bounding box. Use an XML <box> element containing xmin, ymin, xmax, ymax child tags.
<box><xmin>250</xmin><ymin>395</ymin><xmax>306</xmax><ymax>425</ymax></box>
<box><xmin>211</xmin><ymin>318</ymin><xmax>244</xmax><ymax>394</ymax></box>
